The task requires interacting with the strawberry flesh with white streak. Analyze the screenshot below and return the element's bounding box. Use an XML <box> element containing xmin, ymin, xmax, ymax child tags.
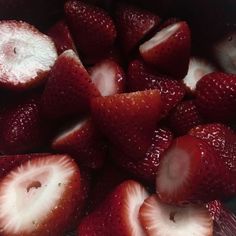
<box><xmin>0</xmin><ymin>20</ymin><xmax>57</xmax><ymax>90</ymax></box>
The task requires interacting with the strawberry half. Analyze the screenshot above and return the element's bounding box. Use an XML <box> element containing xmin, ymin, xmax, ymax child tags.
<box><xmin>139</xmin><ymin>21</ymin><xmax>191</xmax><ymax>78</ymax></box>
<box><xmin>65</xmin><ymin>0</ymin><xmax>117</xmax><ymax>63</ymax></box>
<box><xmin>156</xmin><ymin>135</ymin><xmax>233</xmax><ymax>204</ymax></box>
<box><xmin>112</xmin><ymin>127</ymin><xmax>173</xmax><ymax>183</ymax></box>
<box><xmin>91</xmin><ymin>89</ymin><xmax>162</xmax><ymax>160</ymax></box>
<box><xmin>139</xmin><ymin>194</ymin><xmax>213</xmax><ymax>236</ymax></box>
<box><xmin>168</xmin><ymin>100</ymin><xmax>204</xmax><ymax>135</ymax></box>
<box><xmin>78</xmin><ymin>180</ymin><xmax>149</xmax><ymax>236</ymax></box>
<box><xmin>115</xmin><ymin>3</ymin><xmax>161</xmax><ymax>54</ymax></box>
<box><xmin>0</xmin><ymin>154</ymin><xmax>85</xmax><ymax>235</ymax></box>
<box><xmin>52</xmin><ymin>118</ymin><xmax>107</xmax><ymax>169</ymax></box>
<box><xmin>127</xmin><ymin>59</ymin><xmax>185</xmax><ymax>117</ymax></box>
<box><xmin>196</xmin><ymin>72</ymin><xmax>236</xmax><ymax>122</ymax></box>
<box><xmin>182</xmin><ymin>57</ymin><xmax>217</xmax><ymax>94</ymax></box>
<box><xmin>0</xmin><ymin>95</ymin><xmax>49</xmax><ymax>154</ymax></box>
<box><xmin>89</xmin><ymin>59</ymin><xmax>126</xmax><ymax>96</ymax></box>
<box><xmin>47</xmin><ymin>20</ymin><xmax>76</xmax><ymax>55</ymax></box>
<box><xmin>0</xmin><ymin>20</ymin><xmax>57</xmax><ymax>90</ymax></box>
<box><xmin>41</xmin><ymin>49</ymin><xmax>100</xmax><ymax>120</ymax></box>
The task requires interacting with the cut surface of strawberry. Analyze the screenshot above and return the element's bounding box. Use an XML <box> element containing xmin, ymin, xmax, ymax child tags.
<box><xmin>0</xmin><ymin>20</ymin><xmax>57</xmax><ymax>90</ymax></box>
<box><xmin>0</xmin><ymin>154</ymin><xmax>83</xmax><ymax>235</ymax></box>
<box><xmin>89</xmin><ymin>59</ymin><xmax>126</xmax><ymax>96</ymax></box>
<box><xmin>139</xmin><ymin>194</ymin><xmax>213</xmax><ymax>236</ymax></box>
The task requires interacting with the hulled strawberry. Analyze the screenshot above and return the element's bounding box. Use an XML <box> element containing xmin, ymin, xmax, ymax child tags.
<box><xmin>196</xmin><ymin>72</ymin><xmax>236</xmax><ymax>122</ymax></box>
<box><xmin>0</xmin><ymin>95</ymin><xmax>49</xmax><ymax>154</ymax></box>
<box><xmin>127</xmin><ymin>59</ymin><xmax>185</xmax><ymax>116</ymax></box>
<box><xmin>139</xmin><ymin>195</ymin><xmax>213</xmax><ymax>236</ymax></box>
<box><xmin>52</xmin><ymin>118</ymin><xmax>107</xmax><ymax>169</ymax></box>
<box><xmin>41</xmin><ymin>50</ymin><xmax>100</xmax><ymax>120</ymax></box>
<box><xmin>91</xmin><ymin>90</ymin><xmax>162</xmax><ymax>160</ymax></box>
<box><xmin>89</xmin><ymin>59</ymin><xmax>126</xmax><ymax>96</ymax></box>
<box><xmin>156</xmin><ymin>135</ymin><xmax>233</xmax><ymax>204</ymax></box>
<box><xmin>168</xmin><ymin>100</ymin><xmax>204</xmax><ymax>135</ymax></box>
<box><xmin>65</xmin><ymin>0</ymin><xmax>117</xmax><ymax>63</ymax></box>
<box><xmin>112</xmin><ymin>127</ymin><xmax>173</xmax><ymax>183</ymax></box>
<box><xmin>182</xmin><ymin>57</ymin><xmax>217</xmax><ymax>94</ymax></box>
<box><xmin>115</xmin><ymin>3</ymin><xmax>160</xmax><ymax>54</ymax></box>
<box><xmin>139</xmin><ymin>21</ymin><xmax>191</xmax><ymax>78</ymax></box>
<box><xmin>0</xmin><ymin>154</ymin><xmax>85</xmax><ymax>235</ymax></box>
<box><xmin>47</xmin><ymin>20</ymin><xmax>76</xmax><ymax>55</ymax></box>
<box><xmin>0</xmin><ymin>20</ymin><xmax>57</xmax><ymax>90</ymax></box>
<box><xmin>78</xmin><ymin>180</ymin><xmax>149</xmax><ymax>236</ymax></box>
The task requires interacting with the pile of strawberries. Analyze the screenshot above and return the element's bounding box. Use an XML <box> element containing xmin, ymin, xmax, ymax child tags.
<box><xmin>0</xmin><ymin>0</ymin><xmax>235</xmax><ymax>235</ymax></box>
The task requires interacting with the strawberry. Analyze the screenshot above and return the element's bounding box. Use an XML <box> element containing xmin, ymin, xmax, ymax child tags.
<box><xmin>89</xmin><ymin>59</ymin><xmax>126</xmax><ymax>96</ymax></box>
<box><xmin>139</xmin><ymin>21</ymin><xmax>191</xmax><ymax>78</ymax></box>
<box><xmin>52</xmin><ymin>118</ymin><xmax>107</xmax><ymax>169</ymax></box>
<box><xmin>168</xmin><ymin>100</ymin><xmax>204</xmax><ymax>135</ymax></box>
<box><xmin>127</xmin><ymin>59</ymin><xmax>185</xmax><ymax>116</ymax></box>
<box><xmin>78</xmin><ymin>180</ymin><xmax>149</xmax><ymax>236</ymax></box>
<box><xmin>189</xmin><ymin>123</ymin><xmax>236</xmax><ymax>173</ymax></box>
<box><xmin>0</xmin><ymin>95</ymin><xmax>49</xmax><ymax>154</ymax></box>
<box><xmin>112</xmin><ymin>127</ymin><xmax>173</xmax><ymax>183</ymax></box>
<box><xmin>212</xmin><ymin>31</ymin><xmax>236</xmax><ymax>74</ymax></box>
<box><xmin>195</xmin><ymin>72</ymin><xmax>236</xmax><ymax>122</ymax></box>
<box><xmin>0</xmin><ymin>154</ymin><xmax>85</xmax><ymax>235</ymax></box>
<box><xmin>115</xmin><ymin>3</ymin><xmax>161</xmax><ymax>54</ymax></box>
<box><xmin>65</xmin><ymin>0</ymin><xmax>117</xmax><ymax>63</ymax></box>
<box><xmin>0</xmin><ymin>20</ymin><xmax>57</xmax><ymax>90</ymax></box>
<box><xmin>41</xmin><ymin>49</ymin><xmax>100</xmax><ymax>120</ymax></box>
<box><xmin>47</xmin><ymin>20</ymin><xmax>76</xmax><ymax>55</ymax></box>
<box><xmin>158</xmin><ymin>17</ymin><xmax>180</xmax><ymax>30</ymax></box>
<box><xmin>139</xmin><ymin>195</ymin><xmax>213</xmax><ymax>236</ymax></box>
<box><xmin>91</xmin><ymin>90</ymin><xmax>162</xmax><ymax>160</ymax></box>
<box><xmin>182</xmin><ymin>57</ymin><xmax>217</xmax><ymax>94</ymax></box>
<box><xmin>206</xmin><ymin>200</ymin><xmax>236</xmax><ymax>236</ymax></box>
<box><xmin>156</xmin><ymin>135</ymin><xmax>233</xmax><ymax>204</ymax></box>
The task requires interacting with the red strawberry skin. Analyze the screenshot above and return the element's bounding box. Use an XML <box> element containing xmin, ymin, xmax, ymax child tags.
<box><xmin>52</xmin><ymin>118</ymin><xmax>107</xmax><ymax>169</ymax></box>
<box><xmin>47</xmin><ymin>20</ymin><xmax>76</xmax><ymax>55</ymax></box>
<box><xmin>127</xmin><ymin>59</ymin><xmax>185</xmax><ymax>117</ymax></box>
<box><xmin>0</xmin><ymin>95</ymin><xmax>49</xmax><ymax>154</ymax></box>
<box><xmin>41</xmin><ymin>50</ymin><xmax>100</xmax><ymax>120</ymax></box>
<box><xmin>115</xmin><ymin>3</ymin><xmax>160</xmax><ymax>54</ymax></box>
<box><xmin>112</xmin><ymin>127</ymin><xmax>173</xmax><ymax>183</ymax></box>
<box><xmin>140</xmin><ymin>21</ymin><xmax>191</xmax><ymax>78</ymax></box>
<box><xmin>168</xmin><ymin>100</ymin><xmax>204</xmax><ymax>135</ymax></box>
<box><xmin>65</xmin><ymin>0</ymin><xmax>117</xmax><ymax>63</ymax></box>
<box><xmin>196</xmin><ymin>72</ymin><xmax>236</xmax><ymax>122</ymax></box>
<box><xmin>91</xmin><ymin>90</ymin><xmax>162</xmax><ymax>161</ymax></box>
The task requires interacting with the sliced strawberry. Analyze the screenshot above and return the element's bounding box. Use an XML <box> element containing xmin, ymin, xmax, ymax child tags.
<box><xmin>206</xmin><ymin>200</ymin><xmax>236</xmax><ymax>236</ymax></box>
<box><xmin>127</xmin><ymin>59</ymin><xmax>185</xmax><ymax>116</ymax></box>
<box><xmin>168</xmin><ymin>100</ymin><xmax>204</xmax><ymax>135</ymax></box>
<box><xmin>0</xmin><ymin>20</ymin><xmax>57</xmax><ymax>90</ymax></box>
<box><xmin>212</xmin><ymin>31</ymin><xmax>236</xmax><ymax>74</ymax></box>
<box><xmin>65</xmin><ymin>0</ymin><xmax>116</xmax><ymax>63</ymax></box>
<box><xmin>0</xmin><ymin>154</ymin><xmax>85</xmax><ymax>235</ymax></box>
<box><xmin>52</xmin><ymin>118</ymin><xmax>107</xmax><ymax>169</ymax></box>
<box><xmin>156</xmin><ymin>135</ymin><xmax>233</xmax><ymax>204</ymax></box>
<box><xmin>139</xmin><ymin>21</ymin><xmax>191</xmax><ymax>78</ymax></box>
<box><xmin>112</xmin><ymin>127</ymin><xmax>173</xmax><ymax>183</ymax></box>
<box><xmin>41</xmin><ymin>49</ymin><xmax>100</xmax><ymax>120</ymax></box>
<box><xmin>47</xmin><ymin>20</ymin><xmax>76</xmax><ymax>55</ymax></box>
<box><xmin>139</xmin><ymin>194</ymin><xmax>213</xmax><ymax>236</ymax></box>
<box><xmin>182</xmin><ymin>57</ymin><xmax>217</xmax><ymax>94</ymax></box>
<box><xmin>158</xmin><ymin>17</ymin><xmax>180</xmax><ymax>30</ymax></box>
<box><xmin>91</xmin><ymin>90</ymin><xmax>162</xmax><ymax>160</ymax></box>
<box><xmin>115</xmin><ymin>3</ymin><xmax>160</xmax><ymax>54</ymax></box>
<box><xmin>78</xmin><ymin>180</ymin><xmax>149</xmax><ymax>236</ymax></box>
<box><xmin>89</xmin><ymin>59</ymin><xmax>126</xmax><ymax>96</ymax></box>
<box><xmin>195</xmin><ymin>72</ymin><xmax>236</xmax><ymax>122</ymax></box>
<box><xmin>189</xmin><ymin>123</ymin><xmax>236</xmax><ymax>173</ymax></box>
<box><xmin>0</xmin><ymin>95</ymin><xmax>49</xmax><ymax>154</ymax></box>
